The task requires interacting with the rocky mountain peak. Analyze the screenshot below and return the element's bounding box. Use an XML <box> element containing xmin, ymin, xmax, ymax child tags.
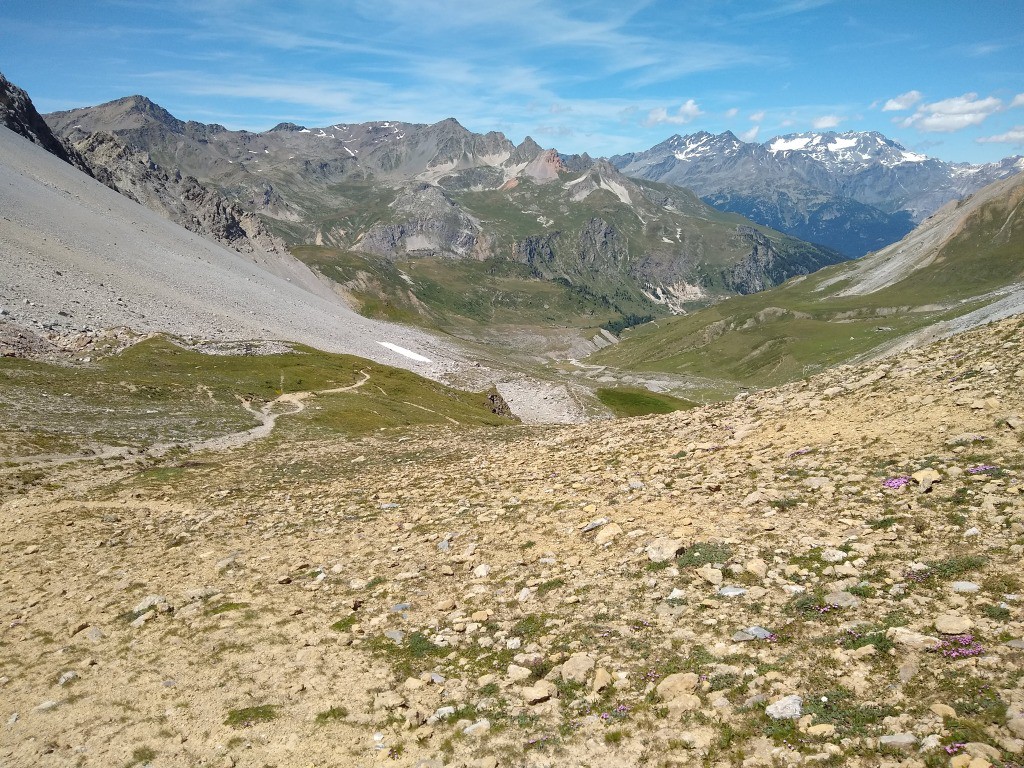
<box><xmin>268</xmin><ymin>122</ymin><xmax>307</xmax><ymax>132</ymax></box>
<box><xmin>0</xmin><ymin>71</ymin><xmax>92</xmax><ymax>173</ymax></box>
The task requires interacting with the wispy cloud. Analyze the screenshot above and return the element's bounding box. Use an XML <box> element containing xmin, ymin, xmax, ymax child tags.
<box><xmin>812</xmin><ymin>114</ymin><xmax>843</xmax><ymax>129</ymax></box>
<box><xmin>739</xmin><ymin>125</ymin><xmax>760</xmax><ymax>142</ymax></box>
<box><xmin>645</xmin><ymin>100</ymin><xmax>703</xmax><ymax>126</ymax></box>
<box><xmin>898</xmin><ymin>93</ymin><xmax>1003</xmax><ymax>132</ymax></box>
<box><xmin>882</xmin><ymin>90</ymin><xmax>922</xmax><ymax>111</ymax></box>
<box><xmin>976</xmin><ymin>126</ymin><xmax>1024</xmax><ymax>145</ymax></box>
<box><xmin>1011</xmin><ymin>94</ymin><xmax>1024</xmax><ymax>109</ymax></box>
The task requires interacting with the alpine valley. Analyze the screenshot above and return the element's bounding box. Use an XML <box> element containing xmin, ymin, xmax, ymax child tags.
<box><xmin>5</xmin><ymin>46</ymin><xmax>1024</xmax><ymax>768</ymax></box>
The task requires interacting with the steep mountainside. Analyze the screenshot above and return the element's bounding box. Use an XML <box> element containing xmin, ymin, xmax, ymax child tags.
<box><xmin>46</xmin><ymin>97</ymin><xmax>845</xmax><ymax>335</ymax></box>
<box><xmin>1</xmin><ymin>72</ymin><xmax>284</xmax><ymax>256</ymax></box>
<box><xmin>594</xmin><ymin>172</ymin><xmax>1024</xmax><ymax>391</ymax></box>
<box><xmin>612</xmin><ymin>130</ymin><xmax>1023</xmax><ymax>257</ymax></box>
<box><xmin>0</xmin><ymin>72</ymin><xmax>92</xmax><ymax>173</ymax></box>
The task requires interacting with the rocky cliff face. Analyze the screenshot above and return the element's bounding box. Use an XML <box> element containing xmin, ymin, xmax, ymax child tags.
<box><xmin>0</xmin><ymin>72</ymin><xmax>92</xmax><ymax>174</ymax></box>
<box><xmin>69</xmin><ymin>131</ymin><xmax>286</xmax><ymax>255</ymax></box>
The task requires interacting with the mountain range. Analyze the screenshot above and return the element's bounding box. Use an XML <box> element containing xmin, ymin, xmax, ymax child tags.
<box><xmin>43</xmin><ymin>95</ymin><xmax>848</xmax><ymax>340</ymax></box>
<box><xmin>612</xmin><ymin>130</ymin><xmax>1023</xmax><ymax>257</ymax></box>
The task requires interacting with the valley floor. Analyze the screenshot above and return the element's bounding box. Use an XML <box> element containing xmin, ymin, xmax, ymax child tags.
<box><xmin>2</xmin><ymin>317</ymin><xmax>1024</xmax><ymax>768</ymax></box>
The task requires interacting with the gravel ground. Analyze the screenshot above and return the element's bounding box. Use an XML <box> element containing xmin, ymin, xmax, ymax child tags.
<box><xmin>0</xmin><ymin>126</ymin><xmax>585</xmax><ymax>423</ymax></box>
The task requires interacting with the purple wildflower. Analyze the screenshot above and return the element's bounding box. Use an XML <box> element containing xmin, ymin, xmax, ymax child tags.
<box><xmin>883</xmin><ymin>476</ymin><xmax>912</xmax><ymax>489</ymax></box>
<box><xmin>967</xmin><ymin>464</ymin><xmax>997</xmax><ymax>474</ymax></box>
<box><xmin>931</xmin><ymin>634</ymin><xmax>985</xmax><ymax>659</ymax></box>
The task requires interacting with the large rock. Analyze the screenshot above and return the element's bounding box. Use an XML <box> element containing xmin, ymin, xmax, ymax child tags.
<box><xmin>887</xmin><ymin>627</ymin><xmax>941</xmax><ymax>651</ymax></box>
<box><xmin>766</xmin><ymin>695</ymin><xmax>802</xmax><ymax>719</ymax></box>
<box><xmin>560</xmin><ymin>653</ymin><xmax>595</xmax><ymax>684</ymax></box>
<box><xmin>935</xmin><ymin>614</ymin><xmax>974</xmax><ymax>635</ymax></box>
<box><xmin>521</xmin><ymin>681</ymin><xmax>557</xmax><ymax>705</ymax></box>
<box><xmin>656</xmin><ymin>672</ymin><xmax>699</xmax><ymax>701</ymax></box>
<box><xmin>696</xmin><ymin>566</ymin><xmax>723</xmax><ymax>585</ymax></box>
<box><xmin>647</xmin><ymin>538</ymin><xmax>684</xmax><ymax>563</ymax></box>
<box><xmin>879</xmin><ymin>732</ymin><xmax>917</xmax><ymax>752</ymax></box>
<box><xmin>595</xmin><ymin>523</ymin><xmax>622</xmax><ymax>545</ymax></box>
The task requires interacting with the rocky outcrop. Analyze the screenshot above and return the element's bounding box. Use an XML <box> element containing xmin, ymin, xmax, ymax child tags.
<box><xmin>70</xmin><ymin>131</ymin><xmax>286</xmax><ymax>255</ymax></box>
<box><xmin>354</xmin><ymin>183</ymin><xmax>482</xmax><ymax>259</ymax></box>
<box><xmin>0</xmin><ymin>71</ymin><xmax>92</xmax><ymax>174</ymax></box>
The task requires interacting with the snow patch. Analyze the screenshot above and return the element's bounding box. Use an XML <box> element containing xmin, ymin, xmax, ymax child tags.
<box><xmin>770</xmin><ymin>136</ymin><xmax>812</xmax><ymax>152</ymax></box>
<box><xmin>377</xmin><ymin>342</ymin><xmax>431</xmax><ymax>363</ymax></box>
<box><xmin>827</xmin><ymin>137</ymin><xmax>857</xmax><ymax>151</ymax></box>
<box><xmin>601</xmin><ymin>178</ymin><xmax>632</xmax><ymax>206</ymax></box>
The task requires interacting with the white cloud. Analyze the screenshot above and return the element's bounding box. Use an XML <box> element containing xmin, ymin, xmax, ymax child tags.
<box><xmin>739</xmin><ymin>125</ymin><xmax>760</xmax><ymax>142</ymax></box>
<box><xmin>1011</xmin><ymin>94</ymin><xmax>1024</xmax><ymax>109</ymax></box>
<box><xmin>645</xmin><ymin>99</ymin><xmax>703</xmax><ymax>126</ymax></box>
<box><xmin>725</xmin><ymin>107</ymin><xmax>739</xmax><ymax>118</ymax></box>
<box><xmin>748</xmin><ymin>110</ymin><xmax>766</xmax><ymax>122</ymax></box>
<box><xmin>882</xmin><ymin>90</ymin><xmax>922</xmax><ymax>111</ymax></box>
<box><xmin>976</xmin><ymin>126</ymin><xmax>1024</xmax><ymax>144</ymax></box>
<box><xmin>812</xmin><ymin>114</ymin><xmax>842</xmax><ymax>129</ymax></box>
<box><xmin>897</xmin><ymin>92</ymin><xmax>1004</xmax><ymax>133</ymax></box>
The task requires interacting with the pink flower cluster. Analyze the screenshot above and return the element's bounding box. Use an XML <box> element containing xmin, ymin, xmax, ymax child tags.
<box><xmin>931</xmin><ymin>634</ymin><xmax>985</xmax><ymax>659</ymax></box>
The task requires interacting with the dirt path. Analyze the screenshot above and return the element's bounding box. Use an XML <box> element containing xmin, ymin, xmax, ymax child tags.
<box><xmin>1</xmin><ymin>370</ymin><xmax>372</xmax><ymax>471</ymax></box>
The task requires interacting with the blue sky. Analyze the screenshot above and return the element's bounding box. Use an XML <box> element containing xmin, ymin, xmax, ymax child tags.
<box><xmin>3</xmin><ymin>0</ymin><xmax>1023</xmax><ymax>163</ymax></box>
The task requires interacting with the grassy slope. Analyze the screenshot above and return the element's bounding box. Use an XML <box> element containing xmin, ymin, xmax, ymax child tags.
<box><xmin>0</xmin><ymin>336</ymin><xmax>512</xmax><ymax>460</ymax></box>
<box><xmin>291</xmin><ymin>175</ymin><xmax>843</xmax><ymax>336</ymax></box>
<box><xmin>594</xmin><ymin>180</ymin><xmax>1024</xmax><ymax>392</ymax></box>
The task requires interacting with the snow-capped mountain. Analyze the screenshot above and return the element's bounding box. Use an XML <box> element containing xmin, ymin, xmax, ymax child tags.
<box><xmin>612</xmin><ymin>130</ymin><xmax>1024</xmax><ymax>256</ymax></box>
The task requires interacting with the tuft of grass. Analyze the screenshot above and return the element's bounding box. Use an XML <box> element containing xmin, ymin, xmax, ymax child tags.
<box><xmin>595</xmin><ymin>387</ymin><xmax>696</xmax><ymax>418</ymax></box>
<box><xmin>124</xmin><ymin>746</ymin><xmax>157</xmax><ymax>767</ymax></box>
<box><xmin>604</xmin><ymin>729</ymin><xmax>628</xmax><ymax>745</ymax></box>
<box><xmin>315</xmin><ymin>706</ymin><xmax>349</xmax><ymax>724</ymax></box>
<box><xmin>330</xmin><ymin>614</ymin><xmax>358</xmax><ymax>632</ymax></box>
<box><xmin>205</xmin><ymin>601</ymin><xmax>250</xmax><ymax>616</ymax></box>
<box><xmin>677</xmin><ymin>541</ymin><xmax>733</xmax><ymax>568</ymax></box>
<box><xmin>224</xmin><ymin>705</ymin><xmax>279</xmax><ymax>728</ymax></box>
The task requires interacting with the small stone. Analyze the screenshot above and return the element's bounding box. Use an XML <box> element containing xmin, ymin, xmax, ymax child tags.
<box><xmin>507</xmin><ymin>664</ymin><xmax>532</xmax><ymax>683</ymax></box>
<box><xmin>521</xmin><ymin>681</ymin><xmax>557</xmax><ymax>705</ymax></box>
<box><xmin>473</xmin><ymin>564</ymin><xmax>491</xmax><ymax>578</ymax></box>
<box><xmin>463</xmin><ymin>718</ymin><xmax>490</xmax><ymax>737</ymax></box>
<box><xmin>879</xmin><ymin>732</ymin><xmax>917</xmax><ymax>752</ymax></box>
<box><xmin>592</xmin><ymin>667</ymin><xmax>612</xmax><ymax>693</ymax></box>
<box><xmin>825</xmin><ymin>591</ymin><xmax>860</xmax><ymax>608</ymax></box>
<box><xmin>656</xmin><ymin>672</ymin><xmax>699</xmax><ymax>701</ymax></box>
<box><xmin>951</xmin><ymin>581</ymin><xmax>981</xmax><ymax>593</ymax></box>
<box><xmin>766</xmin><ymin>695</ymin><xmax>802</xmax><ymax>719</ymax></box>
<box><xmin>732</xmin><ymin>626</ymin><xmax>774</xmax><ymax>642</ymax></box>
<box><xmin>912</xmin><ymin>468</ymin><xmax>942</xmax><ymax>492</ymax></box>
<box><xmin>745</xmin><ymin>558</ymin><xmax>768</xmax><ymax>579</ymax></box>
<box><xmin>820</xmin><ymin>548</ymin><xmax>847</xmax><ymax>563</ymax></box>
<box><xmin>595</xmin><ymin>523</ymin><xmax>622</xmax><ymax>545</ymax></box>
<box><xmin>581</xmin><ymin>517</ymin><xmax>609</xmax><ymax>533</ymax></box>
<box><xmin>931</xmin><ymin>703</ymin><xmax>957</xmax><ymax>719</ymax></box>
<box><xmin>1007</xmin><ymin>718</ymin><xmax>1024</xmax><ymax>739</ymax></box>
<box><xmin>24</xmin><ymin>545</ymin><xmax>39</xmax><ymax>555</ymax></box>
<box><xmin>807</xmin><ymin>723</ymin><xmax>836</xmax><ymax>737</ymax></box>
<box><xmin>718</xmin><ymin>586</ymin><xmax>747</xmax><ymax>597</ymax></box>
<box><xmin>935</xmin><ymin>614</ymin><xmax>973</xmax><ymax>634</ymax></box>
<box><xmin>560</xmin><ymin>653</ymin><xmax>595</xmax><ymax>684</ymax></box>
<box><xmin>696</xmin><ymin>566</ymin><xmax>723</xmax><ymax>585</ymax></box>
<box><xmin>887</xmin><ymin>627</ymin><xmax>941</xmax><ymax>651</ymax></box>
<box><xmin>646</xmin><ymin>538</ymin><xmax>684</xmax><ymax>563</ymax></box>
